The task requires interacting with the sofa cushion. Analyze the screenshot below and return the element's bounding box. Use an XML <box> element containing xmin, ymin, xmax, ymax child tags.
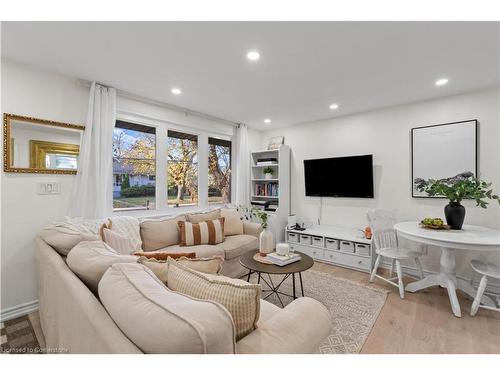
<box><xmin>157</xmin><ymin>244</ymin><xmax>225</xmax><ymax>259</ymax></box>
<box><xmin>258</xmin><ymin>300</ymin><xmax>281</xmax><ymax>326</ymax></box>
<box><xmin>98</xmin><ymin>263</ymin><xmax>235</xmax><ymax>353</ymax></box>
<box><xmin>39</xmin><ymin>228</ymin><xmax>99</xmax><ymax>256</ymax></box>
<box><xmin>166</xmin><ymin>259</ymin><xmax>261</xmax><ymax>340</ymax></box>
<box><xmin>66</xmin><ymin>240</ymin><xmax>138</xmax><ymax>294</ymax></box>
<box><xmin>178</xmin><ymin>218</ymin><xmax>225</xmax><ymax>246</ymax></box>
<box><xmin>137</xmin><ymin>256</ymin><xmax>224</xmax><ymax>284</ymax></box>
<box><xmin>106</xmin><ymin>216</ymin><xmax>142</xmax><ymax>252</ymax></box>
<box><xmin>217</xmin><ymin>234</ymin><xmax>259</xmax><ymax>260</ymax></box>
<box><xmin>140</xmin><ymin>215</ymin><xmax>185</xmax><ymax>251</ymax></box>
<box><xmin>186</xmin><ymin>209</ymin><xmax>221</xmax><ymax>224</ymax></box>
<box><xmin>220</xmin><ymin>208</ymin><xmax>244</xmax><ymax>236</ymax></box>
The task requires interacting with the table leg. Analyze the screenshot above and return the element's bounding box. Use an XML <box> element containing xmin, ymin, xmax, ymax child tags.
<box><xmin>292</xmin><ymin>273</ymin><xmax>296</xmax><ymax>299</ymax></box>
<box><xmin>247</xmin><ymin>271</ymin><xmax>251</xmax><ymax>282</ymax></box>
<box><xmin>257</xmin><ymin>272</ymin><xmax>261</xmax><ymax>284</ymax></box>
<box><xmin>299</xmin><ymin>272</ymin><xmax>304</xmax><ymax>297</ymax></box>
<box><xmin>405</xmin><ymin>247</ymin><xmax>463</xmax><ymax>317</ymax></box>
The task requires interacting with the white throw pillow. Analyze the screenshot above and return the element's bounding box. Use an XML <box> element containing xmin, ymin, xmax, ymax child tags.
<box><xmin>103</xmin><ymin>228</ymin><xmax>135</xmax><ymax>255</ymax></box>
<box><xmin>220</xmin><ymin>208</ymin><xmax>244</xmax><ymax>236</ymax></box>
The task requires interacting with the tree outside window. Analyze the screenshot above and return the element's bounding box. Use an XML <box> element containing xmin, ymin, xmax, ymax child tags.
<box><xmin>168</xmin><ymin>130</ymin><xmax>198</xmax><ymax>207</ymax></box>
<box><xmin>113</xmin><ymin>121</ymin><xmax>156</xmax><ymax>210</ymax></box>
<box><xmin>208</xmin><ymin>137</ymin><xmax>231</xmax><ymax>204</ymax></box>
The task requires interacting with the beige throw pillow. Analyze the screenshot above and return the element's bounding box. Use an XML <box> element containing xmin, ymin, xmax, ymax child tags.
<box><xmin>220</xmin><ymin>208</ymin><xmax>244</xmax><ymax>236</ymax></box>
<box><xmin>137</xmin><ymin>256</ymin><xmax>224</xmax><ymax>284</ymax></box>
<box><xmin>140</xmin><ymin>215</ymin><xmax>186</xmax><ymax>251</ymax></box>
<box><xmin>102</xmin><ymin>228</ymin><xmax>135</xmax><ymax>255</ymax></box>
<box><xmin>166</xmin><ymin>258</ymin><xmax>261</xmax><ymax>340</ymax></box>
<box><xmin>186</xmin><ymin>209</ymin><xmax>221</xmax><ymax>224</ymax></box>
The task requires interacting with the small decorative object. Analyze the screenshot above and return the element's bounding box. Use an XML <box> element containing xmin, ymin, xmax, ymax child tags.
<box><xmin>263</xmin><ymin>166</ymin><xmax>274</xmax><ymax>180</ymax></box>
<box><xmin>251</xmin><ymin>208</ymin><xmax>273</xmax><ymax>256</ymax></box>
<box><xmin>267</xmin><ymin>136</ymin><xmax>284</xmax><ymax>150</ymax></box>
<box><xmin>411</xmin><ymin>120</ymin><xmax>477</xmax><ymax>197</ymax></box>
<box><xmin>417</xmin><ymin>176</ymin><xmax>500</xmax><ymax>230</ymax></box>
<box><xmin>420</xmin><ymin>217</ymin><xmax>451</xmax><ymax>230</ymax></box>
<box><xmin>363</xmin><ymin>227</ymin><xmax>372</xmax><ymax>239</ymax></box>
<box><xmin>253</xmin><ymin>252</ymin><xmax>274</xmax><ymax>264</ymax></box>
<box><xmin>276</xmin><ymin>242</ymin><xmax>290</xmax><ymax>256</ymax></box>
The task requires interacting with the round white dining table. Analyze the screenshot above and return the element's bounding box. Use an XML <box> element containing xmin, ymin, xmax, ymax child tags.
<box><xmin>394</xmin><ymin>221</ymin><xmax>500</xmax><ymax>317</ymax></box>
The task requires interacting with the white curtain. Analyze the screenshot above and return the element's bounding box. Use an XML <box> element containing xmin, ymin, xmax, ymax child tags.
<box><xmin>68</xmin><ymin>82</ymin><xmax>116</xmax><ymax>219</ymax></box>
<box><xmin>235</xmin><ymin>123</ymin><xmax>250</xmax><ymax>206</ymax></box>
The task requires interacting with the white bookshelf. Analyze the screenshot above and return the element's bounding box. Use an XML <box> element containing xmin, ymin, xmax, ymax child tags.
<box><xmin>250</xmin><ymin>145</ymin><xmax>290</xmax><ymax>243</ymax></box>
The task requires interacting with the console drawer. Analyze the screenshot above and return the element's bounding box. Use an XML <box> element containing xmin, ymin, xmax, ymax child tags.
<box><xmin>311</xmin><ymin>236</ymin><xmax>324</xmax><ymax>247</ymax></box>
<box><xmin>339</xmin><ymin>240</ymin><xmax>355</xmax><ymax>253</ymax></box>
<box><xmin>287</xmin><ymin>232</ymin><xmax>299</xmax><ymax>243</ymax></box>
<box><xmin>355</xmin><ymin>243</ymin><xmax>370</xmax><ymax>257</ymax></box>
<box><xmin>325</xmin><ymin>238</ymin><xmax>339</xmax><ymax>250</ymax></box>
<box><xmin>299</xmin><ymin>234</ymin><xmax>311</xmax><ymax>245</ymax></box>
<box><xmin>324</xmin><ymin>250</ymin><xmax>371</xmax><ymax>271</ymax></box>
<box><xmin>287</xmin><ymin>243</ymin><xmax>323</xmax><ymax>260</ymax></box>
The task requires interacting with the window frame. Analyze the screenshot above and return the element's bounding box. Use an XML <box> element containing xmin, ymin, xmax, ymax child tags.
<box><xmin>113</xmin><ymin>112</ymin><xmax>234</xmax><ymax>213</ymax></box>
<box><xmin>208</xmin><ymin>136</ymin><xmax>232</xmax><ymax>205</ymax></box>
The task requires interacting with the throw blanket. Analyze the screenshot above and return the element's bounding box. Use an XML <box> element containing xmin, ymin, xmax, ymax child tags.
<box><xmin>47</xmin><ymin>216</ymin><xmax>142</xmax><ymax>252</ymax></box>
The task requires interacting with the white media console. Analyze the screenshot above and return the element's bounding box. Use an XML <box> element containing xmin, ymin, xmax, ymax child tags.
<box><xmin>285</xmin><ymin>224</ymin><xmax>374</xmax><ymax>273</ymax></box>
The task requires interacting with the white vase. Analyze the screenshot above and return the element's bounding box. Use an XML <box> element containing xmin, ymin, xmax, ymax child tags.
<box><xmin>265</xmin><ymin>173</ymin><xmax>273</xmax><ymax>179</ymax></box>
<box><xmin>259</xmin><ymin>228</ymin><xmax>274</xmax><ymax>256</ymax></box>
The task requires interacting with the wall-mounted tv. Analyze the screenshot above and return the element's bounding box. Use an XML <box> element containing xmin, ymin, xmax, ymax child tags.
<box><xmin>304</xmin><ymin>154</ymin><xmax>374</xmax><ymax>198</ymax></box>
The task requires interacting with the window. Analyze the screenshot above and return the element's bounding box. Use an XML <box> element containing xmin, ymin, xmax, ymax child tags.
<box><xmin>208</xmin><ymin>137</ymin><xmax>232</xmax><ymax>204</ymax></box>
<box><xmin>167</xmin><ymin>130</ymin><xmax>198</xmax><ymax>207</ymax></box>
<box><xmin>113</xmin><ymin>120</ymin><xmax>156</xmax><ymax>210</ymax></box>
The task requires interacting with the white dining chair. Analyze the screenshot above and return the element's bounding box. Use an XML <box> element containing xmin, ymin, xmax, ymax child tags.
<box><xmin>367</xmin><ymin>209</ymin><xmax>425</xmax><ymax>299</ymax></box>
<box><xmin>470</xmin><ymin>259</ymin><xmax>500</xmax><ymax>316</ymax></box>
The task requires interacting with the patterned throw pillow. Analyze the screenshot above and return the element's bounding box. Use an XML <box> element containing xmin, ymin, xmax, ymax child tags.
<box><xmin>137</xmin><ymin>256</ymin><xmax>224</xmax><ymax>284</ymax></box>
<box><xmin>166</xmin><ymin>258</ymin><xmax>261</xmax><ymax>340</ymax></box>
<box><xmin>177</xmin><ymin>218</ymin><xmax>225</xmax><ymax>246</ymax></box>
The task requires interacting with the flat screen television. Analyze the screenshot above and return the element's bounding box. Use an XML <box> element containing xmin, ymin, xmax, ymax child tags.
<box><xmin>304</xmin><ymin>154</ymin><xmax>374</xmax><ymax>198</ymax></box>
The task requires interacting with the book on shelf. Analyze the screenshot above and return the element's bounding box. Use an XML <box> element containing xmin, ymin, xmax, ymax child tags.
<box><xmin>254</xmin><ymin>182</ymin><xmax>279</xmax><ymax>197</ymax></box>
<box><xmin>266</xmin><ymin>252</ymin><xmax>301</xmax><ymax>266</ymax></box>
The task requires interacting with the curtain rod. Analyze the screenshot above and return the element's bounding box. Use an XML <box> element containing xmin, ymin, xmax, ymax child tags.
<box><xmin>77</xmin><ymin>79</ymin><xmax>240</xmax><ymax>127</ymax></box>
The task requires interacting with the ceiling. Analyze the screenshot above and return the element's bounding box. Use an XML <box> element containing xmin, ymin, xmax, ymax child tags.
<box><xmin>2</xmin><ymin>22</ymin><xmax>500</xmax><ymax>130</ymax></box>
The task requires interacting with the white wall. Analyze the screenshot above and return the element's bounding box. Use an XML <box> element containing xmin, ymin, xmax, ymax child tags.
<box><xmin>0</xmin><ymin>59</ymin><xmax>236</xmax><ymax>317</ymax></box>
<box><xmin>259</xmin><ymin>88</ymin><xmax>500</xmax><ymax>279</ymax></box>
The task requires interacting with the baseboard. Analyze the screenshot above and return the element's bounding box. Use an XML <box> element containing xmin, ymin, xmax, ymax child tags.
<box><xmin>379</xmin><ymin>261</ymin><xmax>500</xmax><ymax>297</ymax></box>
<box><xmin>0</xmin><ymin>300</ymin><xmax>39</xmax><ymax>322</ymax></box>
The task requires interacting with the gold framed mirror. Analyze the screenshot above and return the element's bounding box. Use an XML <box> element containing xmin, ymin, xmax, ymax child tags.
<box><xmin>3</xmin><ymin>113</ymin><xmax>85</xmax><ymax>174</ymax></box>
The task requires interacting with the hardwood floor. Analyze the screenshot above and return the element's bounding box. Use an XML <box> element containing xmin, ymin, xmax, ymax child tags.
<box><xmin>312</xmin><ymin>261</ymin><xmax>500</xmax><ymax>354</ymax></box>
<box><xmin>26</xmin><ymin>262</ymin><xmax>500</xmax><ymax>354</ymax></box>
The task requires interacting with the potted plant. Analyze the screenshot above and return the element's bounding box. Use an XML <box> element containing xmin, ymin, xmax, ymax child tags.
<box><xmin>263</xmin><ymin>167</ymin><xmax>274</xmax><ymax>180</ymax></box>
<box><xmin>417</xmin><ymin>176</ymin><xmax>500</xmax><ymax>229</ymax></box>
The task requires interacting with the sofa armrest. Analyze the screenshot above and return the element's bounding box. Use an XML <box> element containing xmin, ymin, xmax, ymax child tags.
<box><xmin>243</xmin><ymin>221</ymin><xmax>263</xmax><ymax>238</ymax></box>
<box><xmin>236</xmin><ymin>297</ymin><xmax>331</xmax><ymax>354</ymax></box>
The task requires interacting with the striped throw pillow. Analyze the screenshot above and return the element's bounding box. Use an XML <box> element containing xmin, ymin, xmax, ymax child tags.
<box><xmin>177</xmin><ymin>218</ymin><xmax>225</xmax><ymax>246</ymax></box>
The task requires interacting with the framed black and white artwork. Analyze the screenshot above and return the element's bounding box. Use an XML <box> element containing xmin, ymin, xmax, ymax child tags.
<box><xmin>411</xmin><ymin>119</ymin><xmax>478</xmax><ymax>198</ymax></box>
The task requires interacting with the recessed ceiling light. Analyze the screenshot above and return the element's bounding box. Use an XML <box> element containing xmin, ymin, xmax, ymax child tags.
<box><xmin>329</xmin><ymin>103</ymin><xmax>339</xmax><ymax>110</ymax></box>
<box><xmin>435</xmin><ymin>78</ymin><xmax>449</xmax><ymax>86</ymax></box>
<box><xmin>264</xmin><ymin>118</ymin><xmax>271</xmax><ymax>124</ymax></box>
<box><xmin>171</xmin><ymin>87</ymin><xmax>182</xmax><ymax>95</ymax></box>
<box><xmin>247</xmin><ymin>51</ymin><xmax>260</xmax><ymax>61</ymax></box>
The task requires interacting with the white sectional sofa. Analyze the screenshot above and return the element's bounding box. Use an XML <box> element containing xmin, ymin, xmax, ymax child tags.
<box><xmin>35</xmin><ymin>209</ymin><xmax>332</xmax><ymax>353</ymax></box>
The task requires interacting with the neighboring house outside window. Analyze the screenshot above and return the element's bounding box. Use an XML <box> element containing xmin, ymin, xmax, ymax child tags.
<box><xmin>113</xmin><ymin>120</ymin><xmax>156</xmax><ymax>210</ymax></box>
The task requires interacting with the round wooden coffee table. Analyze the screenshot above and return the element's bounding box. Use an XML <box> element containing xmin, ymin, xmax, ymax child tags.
<box><xmin>239</xmin><ymin>250</ymin><xmax>314</xmax><ymax>307</ymax></box>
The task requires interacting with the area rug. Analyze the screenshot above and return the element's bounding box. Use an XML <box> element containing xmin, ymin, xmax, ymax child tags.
<box><xmin>1</xmin><ymin>315</ymin><xmax>42</xmax><ymax>354</ymax></box>
<box><xmin>249</xmin><ymin>269</ymin><xmax>388</xmax><ymax>354</ymax></box>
